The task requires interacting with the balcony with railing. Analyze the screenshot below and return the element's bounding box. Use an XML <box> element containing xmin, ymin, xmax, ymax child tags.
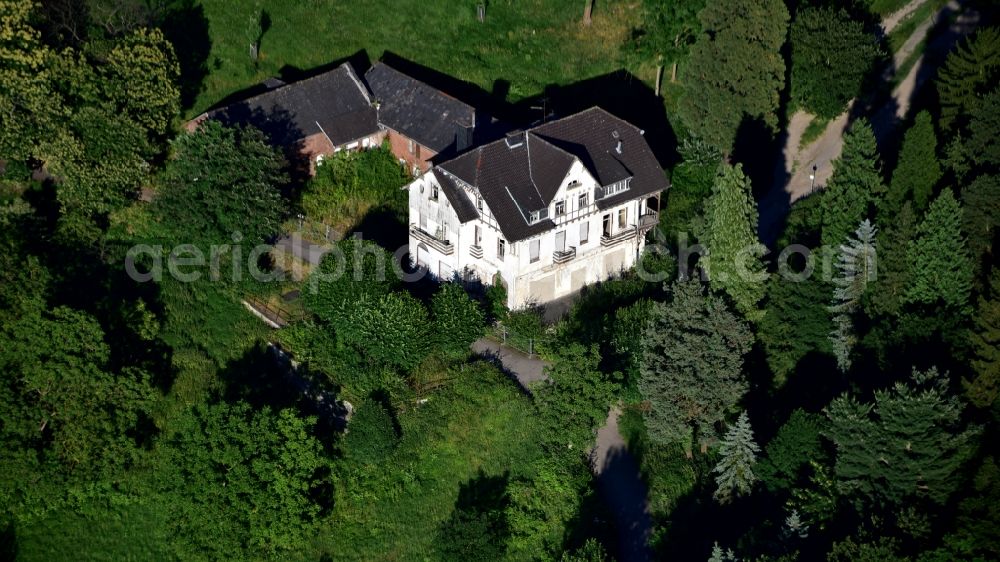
<box><xmin>638</xmin><ymin>211</ymin><xmax>659</xmax><ymax>230</ymax></box>
<box><xmin>601</xmin><ymin>225</ymin><xmax>637</xmax><ymax>247</ymax></box>
<box><xmin>553</xmin><ymin>246</ymin><xmax>577</xmax><ymax>264</ymax></box>
<box><xmin>470</xmin><ymin>245</ymin><xmax>483</xmax><ymax>259</ymax></box>
<box><xmin>410</xmin><ymin>225</ymin><xmax>454</xmax><ymax>255</ymax></box>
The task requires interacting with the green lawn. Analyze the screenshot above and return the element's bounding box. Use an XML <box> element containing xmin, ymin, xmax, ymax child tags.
<box><xmin>189</xmin><ymin>0</ymin><xmax>641</xmax><ymax>117</ymax></box>
<box><xmin>15</xmin><ymin>502</ymin><xmax>175</xmax><ymax>562</ymax></box>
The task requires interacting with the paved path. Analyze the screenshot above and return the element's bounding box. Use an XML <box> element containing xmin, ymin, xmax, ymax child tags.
<box><xmin>882</xmin><ymin>0</ymin><xmax>930</xmax><ymax>34</ymax></box>
<box><xmin>759</xmin><ymin>0</ymin><xmax>977</xmax><ymax>243</ymax></box>
<box><xmin>274</xmin><ymin>234</ymin><xmax>333</xmax><ymax>266</ymax></box>
<box><xmin>591</xmin><ymin>406</ymin><xmax>653</xmax><ymax>562</ymax></box>
<box><xmin>471</xmin><ymin>338</ymin><xmax>549</xmax><ymax>392</ymax></box>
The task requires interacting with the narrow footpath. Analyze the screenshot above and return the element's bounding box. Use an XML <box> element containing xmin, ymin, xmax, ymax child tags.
<box><xmin>471</xmin><ymin>339</ymin><xmax>652</xmax><ymax>561</ymax></box>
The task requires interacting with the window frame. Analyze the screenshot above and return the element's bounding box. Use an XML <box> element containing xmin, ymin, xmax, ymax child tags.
<box><xmin>497</xmin><ymin>238</ymin><xmax>506</xmax><ymax>261</ymax></box>
<box><xmin>554</xmin><ymin>199</ymin><xmax>565</xmax><ymax>217</ymax></box>
<box><xmin>529</xmin><ymin>239</ymin><xmax>540</xmax><ymax>263</ymax></box>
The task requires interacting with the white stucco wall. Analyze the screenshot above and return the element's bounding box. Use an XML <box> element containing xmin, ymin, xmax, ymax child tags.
<box><xmin>406</xmin><ymin>165</ymin><xmax>656</xmax><ymax>310</ymax></box>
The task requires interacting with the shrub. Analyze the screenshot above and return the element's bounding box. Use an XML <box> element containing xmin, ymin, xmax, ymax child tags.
<box><xmin>342</xmin><ymin>396</ymin><xmax>400</xmax><ymax>464</ymax></box>
<box><xmin>432</xmin><ymin>282</ymin><xmax>485</xmax><ymax>358</ymax></box>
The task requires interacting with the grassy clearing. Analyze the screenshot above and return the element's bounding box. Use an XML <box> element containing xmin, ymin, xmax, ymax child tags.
<box><xmin>16</xmin><ymin>502</ymin><xmax>174</xmax><ymax>561</ymax></box>
<box><xmin>867</xmin><ymin>0</ymin><xmax>914</xmax><ymax>17</ymax></box>
<box><xmin>191</xmin><ymin>0</ymin><xmax>641</xmax><ymax>117</ymax></box>
<box><xmin>314</xmin><ymin>362</ymin><xmax>544</xmax><ymax>560</ymax></box>
<box><xmin>887</xmin><ymin>0</ymin><xmax>948</xmax><ymax>53</ymax></box>
<box><xmin>798</xmin><ymin>114</ymin><xmax>831</xmax><ymax>150</ymax></box>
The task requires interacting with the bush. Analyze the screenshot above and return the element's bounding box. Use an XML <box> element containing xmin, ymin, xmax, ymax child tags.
<box><xmin>432</xmin><ymin>282</ymin><xmax>485</xmax><ymax>357</ymax></box>
<box><xmin>343</xmin><ymin>396</ymin><xmax>400</xmax><ymax>464</ymax></box>
<box><xmin>301</xmin><ymin>143</ymin><xmax>408</xmax><ymax>228</ymax></box>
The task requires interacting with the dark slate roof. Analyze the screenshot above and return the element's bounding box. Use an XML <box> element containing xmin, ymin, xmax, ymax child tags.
<box><xmin>365</xmin><ymin>62</ymin><xmax>476</xmax><ymax>154</ymax></box>
<box><xmin>436</xmin><ymin>107</ymin><xmax>667</xmax><ymax>242</ymax></box>
<box><xmin>206</xmin><ymin>62</ymin><xmax>379</xmax><ymax>147</ymax></box>
<box><xmin>434</xmin><ymin>169</ymin><xmax>480</xmax><ymax>223</ymax></box>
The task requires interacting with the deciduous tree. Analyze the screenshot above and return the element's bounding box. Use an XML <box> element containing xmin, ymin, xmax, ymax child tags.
<box><xmin>432</xmin><ymin>282</ymin><xmax>485</xmax><ymax>358</ymax></box>
<box><xmin>678</xmin><ymin>0</ymin><xmax>789</xmax><ymax>152</ymax></box>
<box><xmin>155</xmin><ymin>120</ymin><xmax>286</xmax><ymax>245</ymax></box>
<box><xmin>790</xmin><ymin>6</ymin><xmax>881</xmax><ymax>119</ymax></box>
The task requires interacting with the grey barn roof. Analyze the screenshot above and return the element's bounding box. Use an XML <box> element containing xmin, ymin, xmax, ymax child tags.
<box><xmin>206</xmin><ymin>62</ymin><xmax>379</xmax><ymax>147</ymax></box>
<box><xmin>436</xmin><ymin>107</ymin><xmax>667</xmax><ymax>242</ymax></box>
<box><xmin>365</xmin><ymin>62</ymin><xmax>476</xmax><ymax>154</ymax></box>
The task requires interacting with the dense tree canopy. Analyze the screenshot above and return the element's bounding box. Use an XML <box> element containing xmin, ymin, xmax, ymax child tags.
<box><xmin>885</xmin><ymin>112</ymin><xmax>942</xmax><ymax>215</ymax></box>
<box><xmin>678</xmin><ymin>0</ymin><xmax>789</xmax><ymax>152</ymax></box>
<box><xmin>790</xmin><ymin>6</ymin><xmax>881</xmax><ymax>119</ymax></box>
<box><xmin>639</xmin><ymin>280</ymin><xmax>753</xmax><ymax>452</ymax></box>
<box><xmin>825</xmin><ymin>368</ymin><xmax>979</xmax><ymax>507</ymax></box>
<box><xmin>904</xmin><ymin>189</ymin><xmax>974</xmax><ymax>312</ymax></box>
<box><xmin>937</xmin><ymin>27</ymin><xmax>1000</xmax><ymax>131</ymax></box>
<box><xmin>705</xmin><ymin>163</ymin><xmax>766</xmax><ymax>320</ymax></box>
<box><xmin>821</xmin><ymin>119</ymin><xmax>883</xmax><ymax>248</ymax></box>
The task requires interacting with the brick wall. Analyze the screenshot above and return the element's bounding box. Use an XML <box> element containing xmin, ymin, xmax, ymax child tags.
<box><xmin>385</xmin><ymin>129</ymin><xmax>437</xmax><ymax>174</ymax></box>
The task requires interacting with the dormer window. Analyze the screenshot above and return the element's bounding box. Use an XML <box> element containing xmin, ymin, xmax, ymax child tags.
<box><xmin>476</xmin><ymin>194</ymin><xmax>483</xmax><ymax>211</ymax></box>
<box><xmin>528</xmin><ymin>208</ymin><xmax>550</xmax><ymax>224</ymax></box>
<box><xmin>599</xmin><ymin>178</ymin><xmax>632</xmax><ymax>199</ymax></box>
<box><xmin>431</xmin><ymin>185</ymin><xmax>439</xmax><ymax>201</ymax></box>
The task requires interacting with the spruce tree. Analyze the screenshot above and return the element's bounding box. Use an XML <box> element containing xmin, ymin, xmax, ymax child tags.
<box><xmin>829</xmin><ymin>220</ymin><xmax>878</xmax><ymax>371</ymax></box>
<box><xmin>904</xmin><ymin>189</ymin><xmax>974</xmax><ymax>312</ymax></box>
<box><xmin>639</xmin><ymin>280</ymin><xmax>753</xmax><ymax>452</ymax></box>
<box><xmin>886</xmin><ymin>112</ymin><xmax>942</xmax><ymax>215</ymax></box>
<box><xmin>678</xmin><ymin>0</ymin><xmax>789</xmax><ymax>152</ymax></box>
<box><xmin>937</xmin><ymin>27</ymin><xmax>1000</xmax><ymax>131</ymax></box>
<box><xmin>821</xmin><ymin>119</ymin><xmax>884</xmax><ymax>248</ymax></box>
<box><xmin>713</xmin><ymin>411</ymin><xmax>760</xmax><ymax>503</ymax></box>
<box><xmin>824</xmin><ymin>368</ymin><xmax>980</xmax><ymax>507</ymax></box>
<box><xmin>960</xmin><ymin>174</ymin><xmax>1000</xmax><ymax>275</ymax></box>
<box><xmin>706</xmin><ymin>163</ymin><xmax>766</xmax><ymax>320</ymax></box>
<box><xmin>965</xmin><ymin>269</ymin><xmax>1000</xmax><ymax>408</ymax></box>
<box><xmin>866</xmin><ymin>202</ymin><xmax>916</xmax><ymax>318</ymax></box>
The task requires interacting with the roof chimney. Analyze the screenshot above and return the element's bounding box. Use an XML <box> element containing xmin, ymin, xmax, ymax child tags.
<box><xmin>505</xmin><ymin>129</ymin><xmax>525</xmax><ymax>149</ymax></box>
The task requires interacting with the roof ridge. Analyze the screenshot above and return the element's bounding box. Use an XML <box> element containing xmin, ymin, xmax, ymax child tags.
<box><xmin>368</xmin><ymin>62</ymin><xmax>475</xmax><ymax>116</ymax></box>
<box><xmin>210</xmin><ymin>62</ymin><xmax>362</xmax><ymax>112</ymax></box>
<box><xmin>525</xmin><ymin>135</ymin><xmax>545</xmax><ymax>206</ymax></box>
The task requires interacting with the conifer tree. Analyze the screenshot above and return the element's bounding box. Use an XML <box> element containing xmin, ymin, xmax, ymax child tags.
<box><xmin>829</xmin><ymin>220</ymin><xmax>878</xmax><ymax>371</ymax></box>
<box><xmin>706</xmin><ymin>163</ymin><xmax>767</xmax><ymax>320</ymax></box>
<box><xmin>639</xmin><ymin>280</ymin><xmax>753</xmax><ymax>453</ymax></box>
<box><xmin>821</xmin><ymin>120</ymin><xmax>884</xmax><ymax>248</ymax></box>
<box><xmin>783</xmin><ymin>509</ymin><xmax>809</xmax><ymax>540</ymax></box>
<box><xmin>886</xmin><ymin>112</ymin><xmax>942</xmax><ymax>215</ymax></box>
<box><xmin>966</xmin><ymin>269</ymin><xmax>1000</xmax><ymax>408</ymax></box>
<box><xmin>937</xmin><ymin>27</ymin><xmax>1000</xmax><ymax>131</ymax></box>
<box><xmin>904</xmin><ymin>189</ymin><xmax>974</xmax><ymax>312</ymax></box>
<box><xmin>713</xmin><ymin>411</ymin><xmax>760</xmax><ymax>503</ymax></box>
<box><xmin>960</xmin><ymin>174</ymin><xmax>1000</xmax><ymax>275</ymax></box>
<box><xmin>678</xmin><ymin>0</ymin><xmax>789</xmax><ymax>152</ymax></box>
<box><xmin>824</xmin><ymin>368</ymin><xmax>980</xmax><ymax>507</ymax></box>
<box><xmin>866</xmin><ymin>203</ymin><xmax>916</xmax><ymax>318</ymax></box>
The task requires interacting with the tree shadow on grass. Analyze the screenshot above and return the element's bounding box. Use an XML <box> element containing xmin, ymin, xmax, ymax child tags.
<box><xmin>159</xmin><ymin>0</ymin><xmax>212</xmax><ymax>111</ymax></box>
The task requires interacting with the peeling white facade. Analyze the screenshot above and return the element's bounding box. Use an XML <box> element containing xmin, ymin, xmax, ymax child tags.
<box><xmin>406</xmin><ymin>160</ymin><xmax>659</xmax><ymax>309</ymax></box>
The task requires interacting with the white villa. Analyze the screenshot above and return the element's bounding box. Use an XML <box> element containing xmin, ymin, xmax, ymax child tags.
<box><xmin>406</xmin><ymin>107</ymin><xmax>667</xmax><ymax>309</ymax></box>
